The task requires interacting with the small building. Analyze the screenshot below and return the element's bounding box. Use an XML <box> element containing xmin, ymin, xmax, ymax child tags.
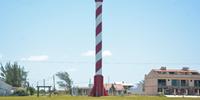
<box><xmin>72</xmin><ymin>86</ymin><xmax>92</xmax><ymax>96</ymax></box>
<box><xmin>105</xmin><ymin>82</ymin><xmax>133</xmax><ymax>95</ymax></box>
<box><xmin>78</xmin><ymin>87</ymin><xmax>90</xmax><ymax>96</ymax></box>
<box><xmin>0</xmin><ymin>79</ymin><xmax>13</xmax><ymax>96</ymax></box>
<box><xmin>105</xmin><ymin>83</ymin><xmax>125</xmax><ymax>95</ymax></box>
<box><xmin>113</xmin><ymin>82</ymin><xmax>134</xmax><ymax>94</ymax></box>
<box><xmin>144</xmin><ymin>67</ymin><xmax>200</xmax><ymax>95</ymax></box>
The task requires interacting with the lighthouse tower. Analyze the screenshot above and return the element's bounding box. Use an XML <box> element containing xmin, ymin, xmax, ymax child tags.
<box><xmin>90</xmin><ymin>0</ymin><xmax>107</xmax><ymax>96</ymax></box>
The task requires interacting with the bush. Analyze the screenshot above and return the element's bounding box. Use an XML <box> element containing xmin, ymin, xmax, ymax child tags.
<box><xmin>40</xmin><ymin>89</ymin><xmax>46</xmax><ymax>94</ymax></box>
<box><xmin>13</xmin><ymin>88</ymin><xmax>28</xmax><ymax>96</ymax></box>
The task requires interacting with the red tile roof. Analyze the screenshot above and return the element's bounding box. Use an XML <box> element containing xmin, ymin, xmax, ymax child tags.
<box><xmin>153</xmin><ymin>69</ymin><xmax>198</xmax><ymax>73</ymax></box>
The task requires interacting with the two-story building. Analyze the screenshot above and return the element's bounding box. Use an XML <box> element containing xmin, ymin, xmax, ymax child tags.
<box><xmin>144</xmin><ymin>67</ymin><xmax>200</xmax><ymax>95</ymax></box>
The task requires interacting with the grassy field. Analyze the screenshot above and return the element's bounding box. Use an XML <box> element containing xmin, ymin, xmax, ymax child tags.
<box><xmin>0</xmin><ymin>96</ymin><xmax>199</xmax><ymax>100</ymax></box>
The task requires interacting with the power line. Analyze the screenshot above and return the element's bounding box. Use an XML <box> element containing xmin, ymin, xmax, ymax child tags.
<box><xmin>2</xmin><ymin>59</ymin><xmax>200</xmax><ymax>65</ymax></box>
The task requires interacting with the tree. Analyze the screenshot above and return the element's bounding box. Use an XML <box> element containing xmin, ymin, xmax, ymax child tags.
<box><xmin>137</xmin><ymin>80</ymin><xmax>144</xmax><ymax>92</ymax></box>
<box><xmin>56</xmin><ymin>72</ymin><xmax>73</xmax><ymax>95</ymax></box>
<box><xmin>0</xmin><ymin>62</ymin><xmax>28</xmax><ymax>87</ymax></box>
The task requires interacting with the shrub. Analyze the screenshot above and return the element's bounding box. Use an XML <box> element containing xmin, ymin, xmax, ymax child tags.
<box><xmin>13</xmin><ymin>88</ymin><xmax>28</xmax><ymax>96</ymax></box>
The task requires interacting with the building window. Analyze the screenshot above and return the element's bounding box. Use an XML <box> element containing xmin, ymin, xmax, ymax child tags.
<box><xmin>192</xmin><ymin>72</ymin><xmax>199</xmax><ymax>75</ymax></box>
<box><xmin>172</xmin><ymin>80</ymin><xmax>180</xmax><ymax>87</ymax></box>
<box><xmin>169</xmin><ymin>72</ymin><xmax>175</xmax><ymax>74</ymax></box>
<box><xmin>158</xmin><ymin>79</ymin><xmax>166</xmax><ymax>87</ymax></box>
<box><xmin>194</xmin><ymin>80</ymin><xmax>200</xmax><ymax>87</ymax></box>
<box><xmin>181</xmin><ymin>80</ymin><xmax>188</xmax><ymax>87</ymax></box>
<box><xmin>161</xmin><ymin>72</ymin><xmax>167</xmax><ymax>74</ymax></box>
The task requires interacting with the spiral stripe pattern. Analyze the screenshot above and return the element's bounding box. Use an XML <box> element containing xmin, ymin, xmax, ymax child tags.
<box><xmin>95</xmin><ymin>0</ymin><xmax>103</xmax><ymax>75</ymax></box>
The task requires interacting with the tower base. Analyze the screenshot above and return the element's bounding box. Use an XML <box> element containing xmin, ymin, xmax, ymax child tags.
<box><xmin>90</xmin><ymin>75</ymin><xmax>108</xmax><ymax>96</ymax></box>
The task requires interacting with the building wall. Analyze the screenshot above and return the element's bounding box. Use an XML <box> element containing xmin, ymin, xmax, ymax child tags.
<box><xmin>144</xmin><ymin>78</ymin><xmax>157</xmax><ymax>95</ymax></box>
<box><xmin>189</xmin><ymin>80</ymin><xmax>194</xmax><ymax>87</ymax></box>
<box><xmin>144</xmin><ymin>71</ymin><xmax>158</xmax><ymax>95</ymax></box>
<box><xmin>166</xmin><ymin>79</ymin><xmax>171</xmax><ymax>86</ymax></box>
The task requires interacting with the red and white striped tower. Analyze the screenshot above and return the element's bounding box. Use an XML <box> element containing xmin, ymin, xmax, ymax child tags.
<box><xmin>90</xmin><ymin>0</ymin><xmax>108</xmax><ymax>96</ymax></box>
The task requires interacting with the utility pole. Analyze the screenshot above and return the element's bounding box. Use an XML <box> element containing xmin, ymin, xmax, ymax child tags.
<box><xmin>108</xmin><ymin>76</ymin><xmax>110</xmax><ymax>84</ymax></box>
<box><xmin>37</xmin><ymin>81</ymin><xmax>39</xmax><ymax>87</ymax></box>
<box><xmin>53</xmin><ymin>75</ymin><xmax>56</xmax><ymax>92</ymax></box>
<box><xmin>43</xmin><ymin>79</ymin><xmax>45</xmax><ymax>93</ymax></box>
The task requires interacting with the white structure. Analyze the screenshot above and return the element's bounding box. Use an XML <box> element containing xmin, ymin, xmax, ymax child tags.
<box><xmin>0</xmin><ymin>79</ymin><xmax>13</xmax><ymax>96</ymax></box>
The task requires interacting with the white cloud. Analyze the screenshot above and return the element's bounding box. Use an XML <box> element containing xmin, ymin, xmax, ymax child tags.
<box><xmin>103</xmin><ymin>50</ymin><xmax>112</xmax><ymax>57</ymax></box>
<box><xmin>81</xmin><ymin>50</ymin><xmax>95</xmax><ymax>57</ymax></box>
<box><xmin>82</xmin><ymin>50</ymin><xmax>112</xmax><ymax>57</ymax></box>
<box><xmin>21</xmin><ymin>55</ymin><xmax>49</xmax><ymax>62</ymax></box>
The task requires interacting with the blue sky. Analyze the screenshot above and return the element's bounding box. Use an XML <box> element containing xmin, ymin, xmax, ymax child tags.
<box><xmin>0</xmin><ymin>0</ymin><xmax>200</xmax><ymax>87</ymax></box>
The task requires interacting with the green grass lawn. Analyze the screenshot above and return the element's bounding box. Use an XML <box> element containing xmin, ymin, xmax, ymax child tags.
<box><xmin>0</xmin><ymin>96</ymin><xmax>199</xmax><ymax>100</ymax></box>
